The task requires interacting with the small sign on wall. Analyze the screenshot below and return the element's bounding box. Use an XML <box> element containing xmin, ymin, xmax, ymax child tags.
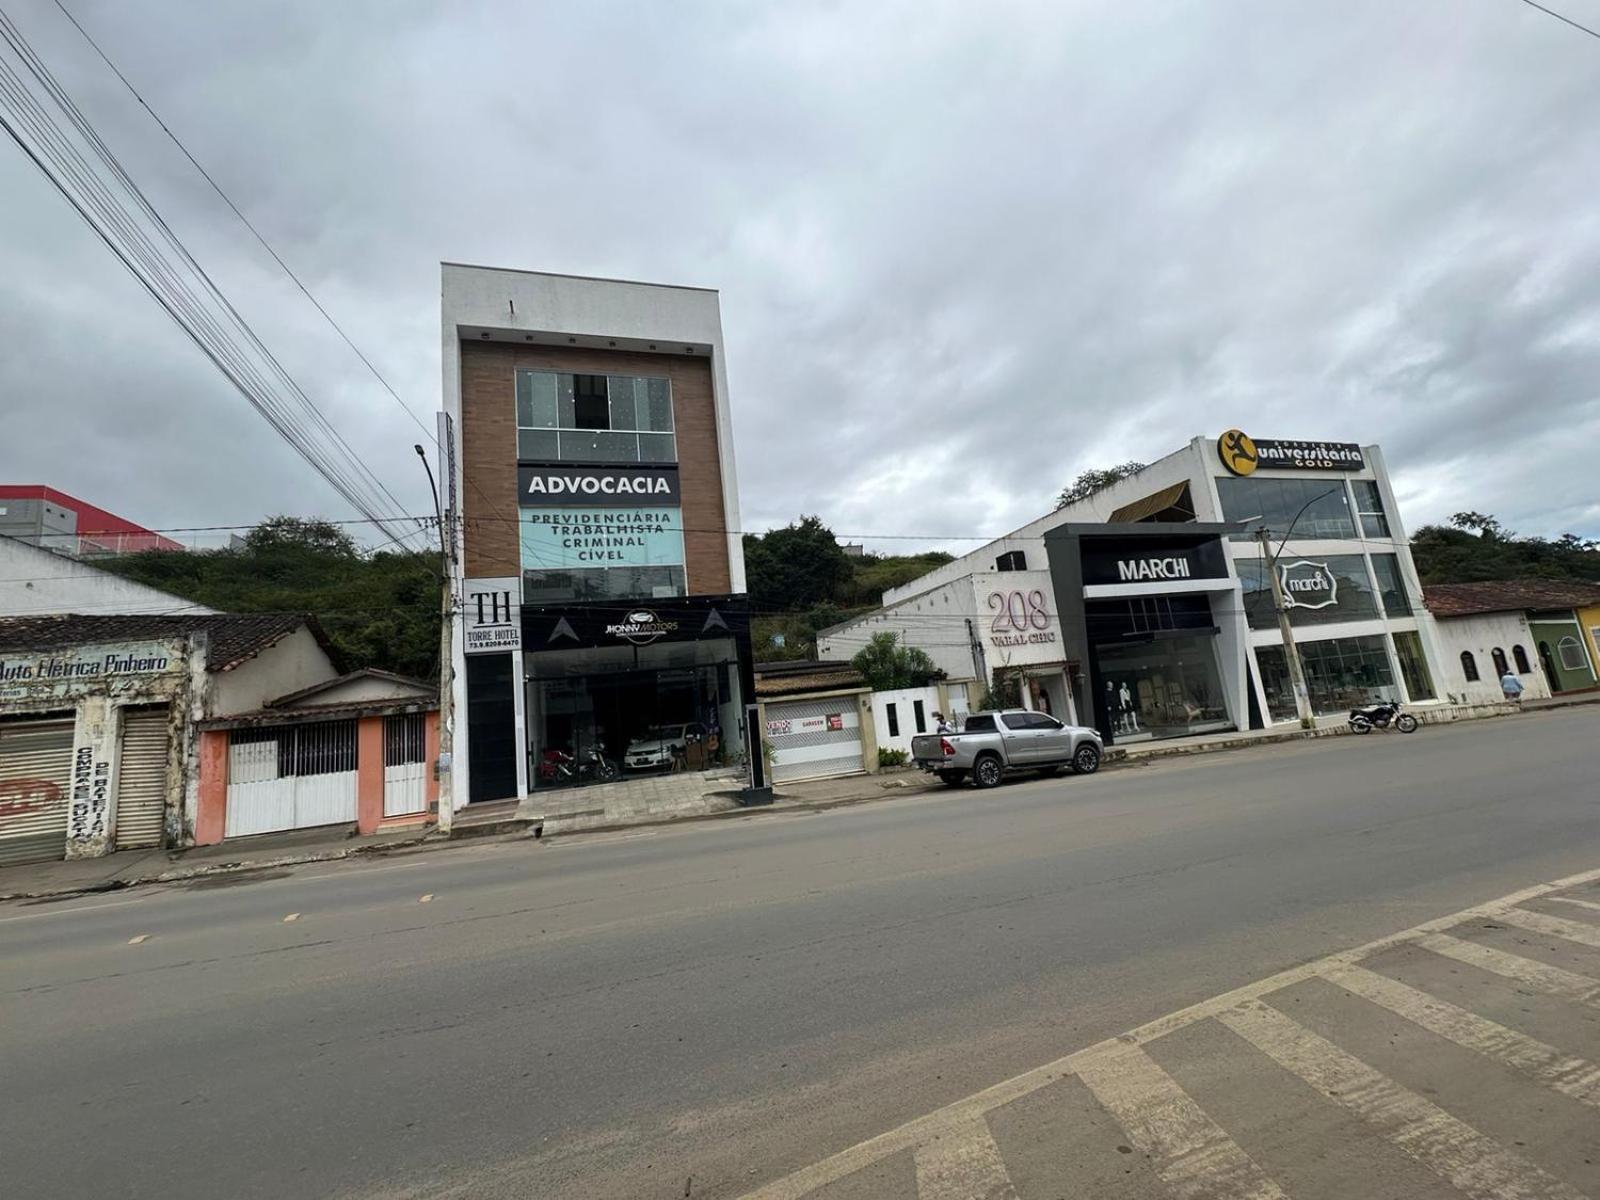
<box><xmin>463</xmin><ymin>577</ymin><xmax>521</xmax><ymax>654</ymax></box>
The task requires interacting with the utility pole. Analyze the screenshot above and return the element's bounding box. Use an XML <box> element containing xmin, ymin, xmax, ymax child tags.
<box><xmin>417</xmin><ymin>443</ymin><xmax>454</xmax><ymax>834</ymax></box>
<box><xmin>1258</xmin><ymin>528</ymin><xmax>1314</xmax><ymax>729</ymax></box>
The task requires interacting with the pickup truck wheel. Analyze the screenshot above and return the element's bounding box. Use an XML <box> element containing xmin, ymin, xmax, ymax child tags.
<box><xmin>972</xmin><ymin>754</ymin><xmax>1003</xmax><ymax>789</ymax></box>
<box><xmin>1072</xmin><ymin>744</ymin><xmax>1101</xmax><ymax>775</ymax></box>
<box><xmin>937</xmin><ymin>769</ymin><xmax>967</xmax><ymax>787</ymax></box>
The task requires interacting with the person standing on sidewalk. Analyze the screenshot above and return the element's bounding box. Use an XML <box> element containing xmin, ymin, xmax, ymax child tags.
<box><xmin>1501</xmin><ymin>668</ymin><xmax>1525</xmax><ymax>704</ymax></box>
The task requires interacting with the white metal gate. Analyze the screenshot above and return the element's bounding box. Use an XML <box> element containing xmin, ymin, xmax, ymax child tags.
<box><xmin>225</xmin><ymin>720</ymin><xmax>358</xmax><ymax>838</ymax></box>
<box><xmin>0</xmin><ymin>719</ymin><xmax>74</xmax><ymax>866</ymax></box>
<box><xmin>114</xmin><ymin>707</ymin><xmax>170</xmax><ymax>849</ymax></box>
<box><xmin>383</xmin><ymin>713</ymin><xmax>427</xmax><ymax>817</ymax></box>
<box><xmin>765</xmin><ymin>697</ymin><xmax>865</xmax><ymax>783</ymax></box>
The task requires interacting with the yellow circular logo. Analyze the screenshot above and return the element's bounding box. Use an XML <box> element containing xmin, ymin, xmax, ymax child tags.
<box><xmin>1218</xmin><ymin>429</ymin><xmax>1258</xmax><ymax>476</ymax></box>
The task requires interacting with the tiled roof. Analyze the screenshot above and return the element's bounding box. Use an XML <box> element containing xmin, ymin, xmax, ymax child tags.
<box><xmin>0</xmin><ymin>613</ymin><xmax>332</xmax><ymax>672</ymax></box>
<box><xmin>1422</xmin><ymin>579</ymin><xmax>1600</xmax><ymax>619</ymax></box>
<box><xmin>755</xmin><ymin>663</ymin><xmax>865</xmax><ymax>697</ymax></box>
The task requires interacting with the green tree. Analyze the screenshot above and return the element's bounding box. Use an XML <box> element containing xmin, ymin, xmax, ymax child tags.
<box><xmin>1410</xmin><ymin>513</ymin><xmax>1600</xmax><ymax>586</ymax></box>
<box><xmin>1055</xmin><ymin>462</ymin><xmax>1146</xmax><ymax>509</ymax></box>
<box><xmin>850</xmin><ymin>632</ymin><xmax>941</xmax><ymax>692</ymax></box>
<box><xmin>100</xmin><ymin>516</ymin><xmax>442</xmax><ymax>679</ymax></box>
<box><xmin>743</xmin><ymin>515</ymin><xmax>854</xmax><ymax>612</ymax></box>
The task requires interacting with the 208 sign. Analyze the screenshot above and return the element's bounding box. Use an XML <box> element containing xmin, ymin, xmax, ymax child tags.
<box><xmin>987</xmin><ymin>589</ymin><xmax>1056</xmax><ymax>646</ymax></box>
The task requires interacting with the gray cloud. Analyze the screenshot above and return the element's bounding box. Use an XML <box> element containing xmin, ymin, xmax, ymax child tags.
<box><xmin>2</xmin><ymin>0</ymin><xmax>1597</xmax><ymax>553</ymax></box>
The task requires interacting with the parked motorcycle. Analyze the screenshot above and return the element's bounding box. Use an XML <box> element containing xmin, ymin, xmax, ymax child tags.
<box><xmin>539</xmin><ymin>745</ymin><xmax>619</xmax><ymax>784</ymax></box>
<box><xmin>1348</xmin><ymin>700</ymin><xmax>1418</xmax><ymax>734</ymax></box>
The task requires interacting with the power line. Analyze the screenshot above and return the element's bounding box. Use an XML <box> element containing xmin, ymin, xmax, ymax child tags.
<box><xmin>1518</xmin><ymin>0</ymin><xmax>1600</xmax><ymax>41</ymax></box>
<box><xmin>0</xmin><ymin>6</ymin><xmax>423</xmax><ymax>549</ymax></box>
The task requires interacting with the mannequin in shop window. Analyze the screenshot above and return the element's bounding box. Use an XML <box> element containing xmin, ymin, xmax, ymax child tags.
<box><xmin>1119</xmin><ymin>682</ymin><xmax>1140</xmax><ymax>732</ymax></box>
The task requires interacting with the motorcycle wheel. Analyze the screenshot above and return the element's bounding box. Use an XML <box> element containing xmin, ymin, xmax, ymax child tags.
<box><xmin>1395</xmin><ymin>713</ymin><xmax>1419</xmax><ymax>734</ymax></box>
<box><xmin>1350</xmin><ymin>716</ymin><xmax>1373</xmax><ymax>734</ymax></box>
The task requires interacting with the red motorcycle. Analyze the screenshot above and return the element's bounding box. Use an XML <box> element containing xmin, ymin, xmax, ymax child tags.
<box><xmin>539</xmin><ymin>746</ymin><xmax>618</xmax><ymax>784</ymax></box>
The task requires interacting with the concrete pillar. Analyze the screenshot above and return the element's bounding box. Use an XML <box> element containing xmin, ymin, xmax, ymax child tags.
<box><xmin>194</xmin><ymin>729</ymin><xmax>229</xmax><ymax>845</ymax></box>
<box><xmin>64</xmin><ymin>697</ymin><xmax>120</xmax><ymax>859</ymax></box>
<box><xmin>356</xmin><ymin>715</ymin><xmax>384</xmax><ymax>835</ymax></box>
<box><xmin>425</xmin><ymin>710</ymin><xmax>441</xmax><ymax>816</ymax></box>
<box><xmin>857</xmin><ymin>690</ymin><xmax>879</xmax><ymax>774</ymax></box>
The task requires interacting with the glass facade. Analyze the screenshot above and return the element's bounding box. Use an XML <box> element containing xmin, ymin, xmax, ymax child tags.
<box><xmin>516</xmin><ymin>370</ymin><xmax>676</xmax><ymax>465</ymax></box>
<box><xmin>1369</xmin><ymin>553</ymin><xmax>1411</xmax><ymax>616</ymax></box>
<box><xmin>1255</xmin><ymin>635</ymin><xmax>1399</xmax><ymax>720</ymax></box>
<box><xmin>1392</xmin><ymin>630</ymin><xmax>1435</xmax><ymax>701</ymax></box>
<box><xmin>1240</xmin><ymin>553</ymin><xmax>1380</xmax><ymax>629</ymax></box>
<box><xmin>517</xmin><ymin>369</ymin><xmax>685</xmax><ymax>603</ymax></box>
<box><xmin>1216</xmin><ymin>476</ymin><xmax>1356</xmax><ymax>540</ymax></box>
<box><xmin>1087</xmin><ymin>595</ymin><xmax>1232</xmax><ymax>742</ymax></box>
<box><xmin>1352</xmin><ymin>479</ymin><xmax>1390</xmax><ymax>538</ymax></box>
<box><xmin>531</xmin><ymin>648</ymin><xmax>741</xmax><ymax>790</ymax></box>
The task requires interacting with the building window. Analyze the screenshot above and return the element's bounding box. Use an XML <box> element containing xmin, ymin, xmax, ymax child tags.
<box><xmin>913</xmin><ymin>699</ymin><xmax>926</xmax><ymax>733</ymax></box>
<box><xmin>1352</xmin><ymin>480</ymin><xmax>1390</xmax><ymax>538</ymax></box>
<box><xmin>1369</xmin><ymin>554</ymin><xmax>1411</xmax><ymax>616</ymax></box>
<box><xmin>1491</xmin><ymin>647</ymin><xmax>1509</xmax><ymax>678</ymax></box>
<box><xmin>523</xmin><ymin>564</ymin><xmax>686</xmax><ymax>605</ymax></box>
<box><xmin>995</xmin><ymin>550</ymin><xmax>1027</xmax><ymax>571</ymax></box>
<box><xmin>1513</xmin><ymin>644</ymin><xmax>1531</xmax><ymax>674</ymax></box>
<box><xmin>886</xmin><ymin>703</ymin><xmax>900</xmax><ymax>738</ymax></box>
<box><xmin>1392</xmin><ymin>631</ymin><xmax>1435</xmax><ymax>701</ymax></box>
<box><xmin>1216</xmin><ymin>476</ymin><xmax>1356</xmax><ymax>541</ymax></box>
<box><xmin>1558</xmin><ymin>636</ymin><xmax>1588</xmax><ymax>672</ymax></box>
<box><xmin>1255</xmin><ymin>635</ymin><xmax>1398</xmax><ymax>721</ymax></box>
<box><xmin>516</xmin><ymin>370</ymin><xmax>676</xmax><ymax>464</ymax></box>
<box><xmin>1240</xmin><ymin>554</ymin><xmax>1379</xmax><ymax>630</ymax></box>
<box><xmin>1460</xmin><ymin>651</ymin><xmax>1479</xmax><ymax>682</ymax></box>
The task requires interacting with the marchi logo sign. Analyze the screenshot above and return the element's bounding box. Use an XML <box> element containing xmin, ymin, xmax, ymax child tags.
<box><xmin>604</xmin><ymin>609</ymin><xmax>680</xmax><ymax>646</ymax></box>
<box><xmin>1280</xmin><ymin>560</ymin><xmax>1339</xmax><ymax>610</ymax></box>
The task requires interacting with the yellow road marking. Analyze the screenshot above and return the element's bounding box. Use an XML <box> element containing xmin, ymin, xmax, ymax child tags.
<box><xmin>1416</xmin><ymin>933</ymin><xmax>1600</xmax><ymax>1007</ymax></box>
<box><xmin>127</xmin><ymin>934</ymin><xmax>149</xmax><ymax>944</ymax></box>
<box><xmin>1217</xmin><ymin>1001</ymin><xmax>1587</xmax><ymax>1200</ymax></box>
<box><xmin>911</xmin><ymin>1116</ymin><xmax>1017</xmax><ymax>1200</ymax></box>
<box><xmin>283</xmin><ymin>912</ymin><xmax>300</xmax><ymax>923</ymax></box>
<box><xmin>1330</xmin><ymin>964</ymin><xmax>1600</xmax><ymax>1108</ymax></box>
<box><xmin>1075</xmin><ymin>1041</ymin><xmax>1287</xmax><ymax>1200</ymax></box>
<box><xmin>418</xmin><ymin>893</ymin><xmax>433</xmax><ymax>903</ymax></box>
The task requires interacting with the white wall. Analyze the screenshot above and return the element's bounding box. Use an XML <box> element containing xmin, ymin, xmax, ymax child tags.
<box><xmin>818</xmin><ymin>576</ymin><xmax>982</xmax><ymax>681</ymax></box>
<box><xmin>206</xmin><ymin>626</ymin><xmax>341</xmax><ymax>717</ymax></box>
<box><xmin>870</xmin><ymin>687</ymin><xmax>945</xmax><ymax>756</ymax></box>
<box><xmin>880</xmin><ymin>442</ymin><xmax>1203</xmax><ymax>606</ymax></box>
<box><xmin>1426</xmin><ymin>612</ymin><xmax>1552</xmax><ymax>705</ymax></box>
<box><xmin>0</xmin><ymin>536</ymin><xmax>214</xmax><ymax>617</ymax></box>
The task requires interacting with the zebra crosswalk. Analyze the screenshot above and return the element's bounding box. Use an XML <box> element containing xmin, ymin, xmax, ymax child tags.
<box><xmin>740</xmin><ymin>866</ymin><xmax>1600</xmax><ymax>1200</ymax></box>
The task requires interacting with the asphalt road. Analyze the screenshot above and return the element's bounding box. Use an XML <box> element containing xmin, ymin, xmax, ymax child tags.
<box><xmin>3</xmin><ymin>708</ymin><xmax>1598</xmax><ymax>1200</ymax></box>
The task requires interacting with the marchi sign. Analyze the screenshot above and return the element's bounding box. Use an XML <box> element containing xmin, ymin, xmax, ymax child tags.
<box><xmin>1280</xmin><ymin>560</ymin><xmax>1339</xmax><ymax>610</ymax></box>
<box><xmin>1116</xmin><ymin>556</ymin><xmax>1193</xmax><ymax>582</ymax></box>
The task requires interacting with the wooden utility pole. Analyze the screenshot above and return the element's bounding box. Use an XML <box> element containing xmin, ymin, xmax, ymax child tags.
<box><xmin>417</xmin><ymin>441</ymin><xmax>454</xmax><ymax>833</ymax></box>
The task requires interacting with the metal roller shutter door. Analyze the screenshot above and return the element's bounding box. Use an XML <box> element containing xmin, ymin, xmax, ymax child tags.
<box><xmin>0</xmin><ymin>720</ymin><xmax>74</xmax><ymax>866</ymax></box>
<box><xmin>115</xmin><ymin>708</ymin><xmax>171</xmax><ymax>849</ymax></box>
<box><xmin>765</xmin><ymin>697</ymin><xmax>864</xmax><ymax>783</ymax></box>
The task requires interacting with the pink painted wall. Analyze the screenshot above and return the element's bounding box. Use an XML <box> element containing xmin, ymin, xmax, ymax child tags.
<box><xmin>195</xmin><ymin>730</ymin><xmax>228</xmax><ymax>846</ymax></box>
<box><xmin>425</xmin><ymin>710</ymin><xmax>441</xmax><ymax>811</ymax></box>
<box><xmin>355</xmin><ymin>716</ymin><xmax>384</xmax><ymax>835</ymax></box>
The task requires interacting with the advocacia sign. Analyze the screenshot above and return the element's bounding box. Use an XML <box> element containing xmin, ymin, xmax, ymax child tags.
<box><xmin>518</xmin><ymin>464</ymin><xmax>681</xmax><ymax>506</ymax></box>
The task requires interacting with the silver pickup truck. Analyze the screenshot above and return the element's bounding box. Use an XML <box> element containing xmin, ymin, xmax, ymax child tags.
<box><xmin>910</xmin><ymin>709</ymin><xmax>1103</xmax><ymax>789</ymax></box>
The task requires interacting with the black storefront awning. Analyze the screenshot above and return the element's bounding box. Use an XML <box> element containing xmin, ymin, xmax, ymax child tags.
<box><xmin>521</xmin><ymin>594</ymin><xmax>750</xmax><ymax>653</ymax></box>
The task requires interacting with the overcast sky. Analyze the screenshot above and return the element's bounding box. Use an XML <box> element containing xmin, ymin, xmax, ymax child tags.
<box><xmin>3</xmin><ymin>0</ymin><xmax>1598</xmax><ymax>555</ymax></box>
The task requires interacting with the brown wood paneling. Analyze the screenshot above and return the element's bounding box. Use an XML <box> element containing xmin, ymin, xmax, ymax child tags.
<box><xmin>458</xmin><ymin>341</ymin><xmax>731</xmax><ymax>594</ymax></box>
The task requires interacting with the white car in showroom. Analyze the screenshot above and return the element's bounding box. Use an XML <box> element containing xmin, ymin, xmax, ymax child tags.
<box><xmin>624</xmin><ymin>722</ymin><xmax>707</xmax><ymax>772</ymax></box>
